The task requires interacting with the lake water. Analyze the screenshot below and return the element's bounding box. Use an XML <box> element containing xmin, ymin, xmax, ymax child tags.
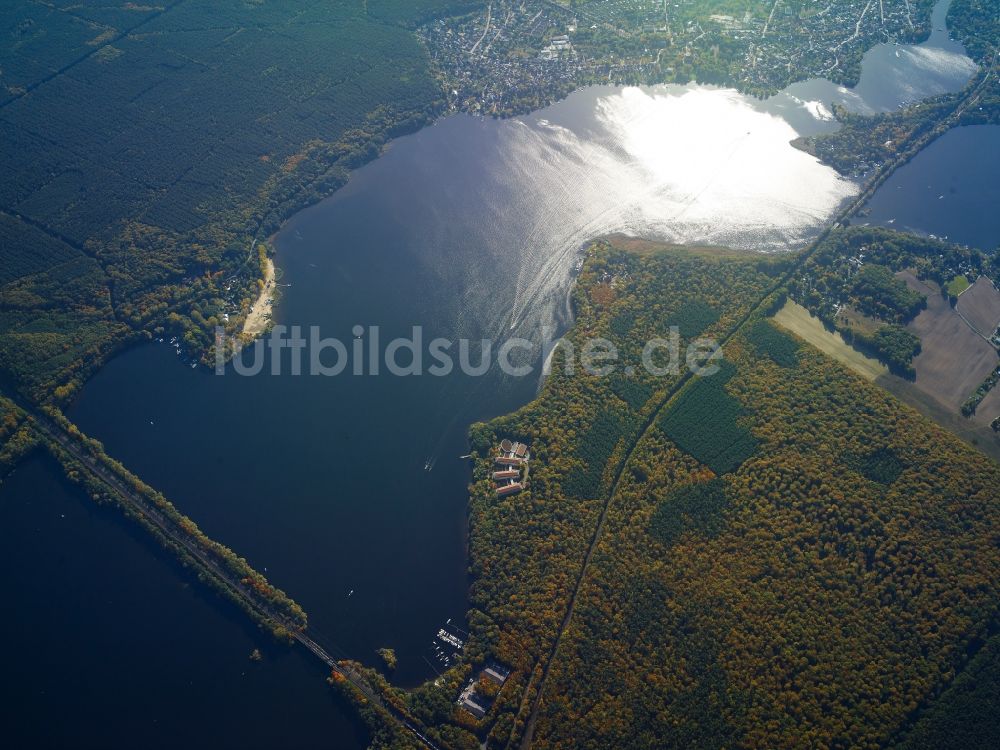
<box><xmin>0</xmin><ymin>453</ymin><xmax>368</xmax><ymax>749</ymax></box>
<box><xmin>1</xmin><ymin>0</ymin><xmax>979</xmax><ymax>745</ymax></box>
<box><xmin>782</xmin><ymin>0</ymin><xmax>976</xmax><ymax>116</ymax></box>
<box><xmin>863</xmin><ymin>124</ymin><xmax>1000</xmax><ymax>250</ymax></box>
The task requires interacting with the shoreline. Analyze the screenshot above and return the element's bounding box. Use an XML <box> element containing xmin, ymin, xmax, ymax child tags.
<box><xmin>242</xmin><ymin>256</ymin><xmax>276</xmax><ymax>340</ymax></box>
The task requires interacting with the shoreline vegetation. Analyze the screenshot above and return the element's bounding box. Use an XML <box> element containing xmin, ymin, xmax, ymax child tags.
<box><xmin>0</xmin><ymin>0</ymin><xmax>998</xmax><ymax>748</ymax></box>
<box><xmin>2</xmin><ymin>0</ymin><xmax>992</xmax><ymax>408</ymax></box>
<box><xmin>343</xmin><ymin>13</ymin><xmax>1000</xmax><ymax>735</ymax></box>
<box><xmin>0</xmin><ymin>0</ymin><xmax>452</xmax><ymax>406</ymax></box>
<box><xmin>370</xmin><ymin>232</ymin><xmax>1000</xmax><ymax>750</ymax></box>
<box><xmin>0</xmin><ymin>392</ymin><xmax>308</xmax><ymax>642</ymax></box>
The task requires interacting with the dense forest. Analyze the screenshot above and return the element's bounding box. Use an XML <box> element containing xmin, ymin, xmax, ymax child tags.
<box><xmin>530</xmin><ymin>281</ymin><xmax>1000</xmax><ymax>748</ymax></box>
<box><xmin>374</xmin><ymin>239</ymin><xmax>1000</xmax><ymax>749</ymax></box>
<box><xmin>341</xmin><ymin>242</ymin><xmax>783</xmax><ymax>748</ymax></box>
<box><xmin>4</xmin><ymin>0</ymin><xmax>992</xmax><ymax>405</ymax></box>
<box><xmin>0</xmin><ymin>394</ymin><xmax>36</xmax><ymax>473</ymax></box>
<box><xmin>0</xmin><ymin>0</ymin><xmax>475</xmax><ymax>403</ymax></box>
<box><xmin>3</xmin><ymin>2</ymin><xmax>999</xmax><ymax>748</ymax></box>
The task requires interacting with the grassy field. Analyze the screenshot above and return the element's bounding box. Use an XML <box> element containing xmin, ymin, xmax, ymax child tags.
<box><xmin>836</xmin><ymin>304</ymin><xmax>884</xmax><ymax>336</ymax></box>
<box><xmin>599</xmin><ymin>234</ymin><xmax>756</xmax><ymax>261</ymax></box>
<box><xmin>947</xmin><ymin>274</ymin><xmax>972</xmax><ymax>297</ymax></box>
<box><xmin>773</xmin><ymin>300</ymin><xmax>887</xmax><ymax>381</ymax></box>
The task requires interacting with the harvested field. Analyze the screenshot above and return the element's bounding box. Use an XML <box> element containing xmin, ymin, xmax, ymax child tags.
<box><xmin>973</xmin><ymin>384</ymin><xmax>1000</xmax><ymax>429</ymax></box>
<box><xmin>898</xmin><ymin>270</ymin><xmax>999</xmax><ymax>410</ymax></box>
<box><xmin>956</xmin><ymin>276</ymin><xmax>1000</xmax><ymax>338</ymax></box>
<box><xmin>772</xmin><ymin>301</ymin><xmax>887</xmax><ymax>381</ymax></box>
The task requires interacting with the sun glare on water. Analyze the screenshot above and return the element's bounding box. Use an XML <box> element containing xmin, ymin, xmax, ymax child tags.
<box><xmin>498</xmin><ymin>85</ymin><xmax>857</xmax><ymax>332</ymax></box>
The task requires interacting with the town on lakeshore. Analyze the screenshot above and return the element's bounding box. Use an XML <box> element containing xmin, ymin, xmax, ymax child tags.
<box><xmin>2</xmin><ymin>1</ymin><xmax>999</xmax><ymax>749</ymax></box>
<box><xmin>421</xmin><ymin>0</ymin><xmax>939</xmax><ymax>116</ymax></box>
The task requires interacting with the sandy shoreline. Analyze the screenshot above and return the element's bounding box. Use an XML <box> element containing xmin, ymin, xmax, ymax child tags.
<box><xmin>242</xmin><ymin>256</ymin><xmax>275</xmax><ymax>339</ymax></box>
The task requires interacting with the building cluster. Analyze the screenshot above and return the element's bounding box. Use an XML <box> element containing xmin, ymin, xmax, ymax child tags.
<box><xmin>795</xmin><ymin>244</ymin><xmax>986</xmax><ymax>322</ymax></box>
<box><xmin>539</xmin><ymin>34</ymin><xmax>573</xmax><ymax>61</ymax></box>
<box><xmin>418</xmin><ymin>0</ymin><xmax>932</xmax><ymax>115</ymax></box>
<box><xmin>494</xmin><ymin>438</ymin><xmax>528</xmax><ymax>497</ymax></box>
<box><xmin>418</xmin><ymin>3</ymin><xmax>587</xmax><ymax>116</ymax></box>
<box><xmin>457</xmin><ymin>662</ymin><xmax>512</xmax><ymax>719</ymax></box>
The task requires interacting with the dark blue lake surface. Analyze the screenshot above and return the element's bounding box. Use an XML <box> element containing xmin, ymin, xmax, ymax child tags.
<box><xmin>0</xmin><ymin>0</ymin><xmax>981</xmax><ymax>745</ymax></box>
<box><xmin>863</xmin><ymin>125</ymin><xmax>1000</xmax><ymax>250</ymax></box>
<box><xmin>0</xmin><ymin>453</ymin><xmax>367</xmax><ymax>749</ymax></box>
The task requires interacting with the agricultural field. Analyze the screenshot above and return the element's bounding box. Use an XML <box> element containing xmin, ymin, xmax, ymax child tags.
<box><xmin>898</xmin><ymin>271</ymin><xmax>999</xmax><ymax>411</ymax></box>
<box><xmin>956</xmin><ymin>276</ymin><xmax>1000</xmax><ymax>338</ymax></box>
<box><xmin>773</xmin><ymin>300</ymin><xmax>888</xmax><ymax>381</ymax></box>
<box><xmin>390</xmin><ymin>238</ymin><xmax>1000</xmax><ymax>749</ymax></box>
<box><xmin>788</xmin><ymin>226</ymin><xmax>997</xmax><ymax>377</ymax></box>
